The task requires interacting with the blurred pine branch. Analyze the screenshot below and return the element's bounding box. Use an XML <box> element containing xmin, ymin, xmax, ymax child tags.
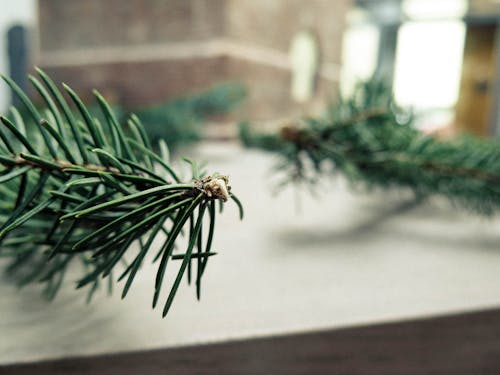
<box><xmin>240</xmin><ymin>80</ymin><xmax>500</xmax><ymax>216</ymax></box>
<box><xmin>134</xmin><ymin>83</ymin><xmax>246</xmax><ymax>149</ymax></box>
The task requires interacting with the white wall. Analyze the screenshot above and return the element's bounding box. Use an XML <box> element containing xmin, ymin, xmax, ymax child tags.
<box><xmin>0</xmin><ymin>0</ymin><xmax>36</xmax><ymax>111</ymax></box>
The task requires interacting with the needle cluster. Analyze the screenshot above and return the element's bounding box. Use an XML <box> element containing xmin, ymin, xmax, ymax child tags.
<box><xmin>0</xmin><ymin>69</ymin><xmax>243</xmax><ymax>317</ymax></box>
<box><xmin>240</xmin><ymin>81</ymin><xmax>500</xmax><ymax>215</ymax></box>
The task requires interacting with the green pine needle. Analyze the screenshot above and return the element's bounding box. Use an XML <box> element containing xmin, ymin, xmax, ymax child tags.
<box><xmin>240</xmin><ymin>80</ymin><xmax>500</xmax><ymax>216</ymax></box>
<box><xmin>0</xmin><ymin>69</ymin><xmax>243</xmax><ymax>317</ymax></box>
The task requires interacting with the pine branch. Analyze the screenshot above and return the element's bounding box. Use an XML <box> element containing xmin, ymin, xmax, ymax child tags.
<box><xmin>240</xmin><ymin>80</ymin><xmax>500</xmax><ymax>216</ymax></box>
<box><xmin>134</xmin><ymin>83</ymin><xmax>246</xmax><ymax>149</ymax></box>
<box><xmin>0</xmin><ymin>69</ymin><xmax>243</xmax><ymax>317</ymax></box>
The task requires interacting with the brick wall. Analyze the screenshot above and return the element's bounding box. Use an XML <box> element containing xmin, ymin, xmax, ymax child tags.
<box><xmin>225</xmin><ymin>0</ymin><xmax>348</xmax><ymax>64</ymax></box>
<box><xmin>37</xmin><ymin>0</ymin><xmax>352</xmax><ymax>121</ymax></box>
<box><xmin>41</xmin><ymin>56</ymin><xmax>228</xmax><ymax>109</ymax></box>
<box><xmin>39</xmin><ymin>0</ymin><xmax>226</xmax><ymax>51</ymax></box>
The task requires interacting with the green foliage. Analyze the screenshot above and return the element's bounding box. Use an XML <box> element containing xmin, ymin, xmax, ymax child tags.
<box><xmin>240</xmin><ymin>80</ymin><xmax>500</xmax><ymax>216</ymax></box>
<box><xmin>23</xmin><ymin>82</ymin><xmax>245</xmax><ymax>152</ymax></box>
<box><xmin>239</xmin><ymin>121</ymin><xmax>288</xmax><ymax>152</ymax></box>
<box><xmin>0</xmin><ymin>69</ymin><xmax>243</xmax><ymax>317</ymax></box>
<box><xmin>134</xmin><ymin>83</ymin><xmax>246</xmax><ymax>149</ymax></box>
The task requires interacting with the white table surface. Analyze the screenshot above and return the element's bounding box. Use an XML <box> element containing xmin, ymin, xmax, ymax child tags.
<box><xmin>2</xmin><ymin>141</ymin><xmax>500</xmax><ymax>365</ymax></box>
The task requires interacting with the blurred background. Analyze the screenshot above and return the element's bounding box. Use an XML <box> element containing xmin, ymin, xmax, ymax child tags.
<box><xmin>3</xmin><ymin>0</ymin><xmax>500</xmax><ymax>140</ymax></box>
<box><xmin>4</xmin><ymin>1</ymin><xmax>500</xmax><ymax>373</ymax></box>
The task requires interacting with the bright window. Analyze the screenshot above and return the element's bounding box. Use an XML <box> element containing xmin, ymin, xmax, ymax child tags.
<box><xmin>393</xmin><ymin>21</ymin><xmax>466</xmax><ymax>110</ymax></box>
<box><xmin>402</xmin><ymin>0</ymin><xmax>468</xmax><ymax>20</ymax></box>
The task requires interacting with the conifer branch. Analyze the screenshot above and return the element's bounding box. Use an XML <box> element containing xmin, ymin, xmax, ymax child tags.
<box><xmin>0</xmin><ymin>69</ymin><xmax>243</xmax><ymax>317</ymax></box>
<box><xmin>240</xmin><ymin>81</ymin><xmax>500</xmax><ymax>216</ymax></box>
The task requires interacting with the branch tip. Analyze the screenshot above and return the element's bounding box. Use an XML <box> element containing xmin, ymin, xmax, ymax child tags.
<box><xmin>196</xmin><ymin>175</ymin><xmax>230</xmax><ymax>201</ymax></box>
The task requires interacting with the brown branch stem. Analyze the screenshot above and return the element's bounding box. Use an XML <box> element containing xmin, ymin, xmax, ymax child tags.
<box><xmin>12</xmin><ymin>155</ymin><xmax>121</xmax><ymax>174</ymax></box>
